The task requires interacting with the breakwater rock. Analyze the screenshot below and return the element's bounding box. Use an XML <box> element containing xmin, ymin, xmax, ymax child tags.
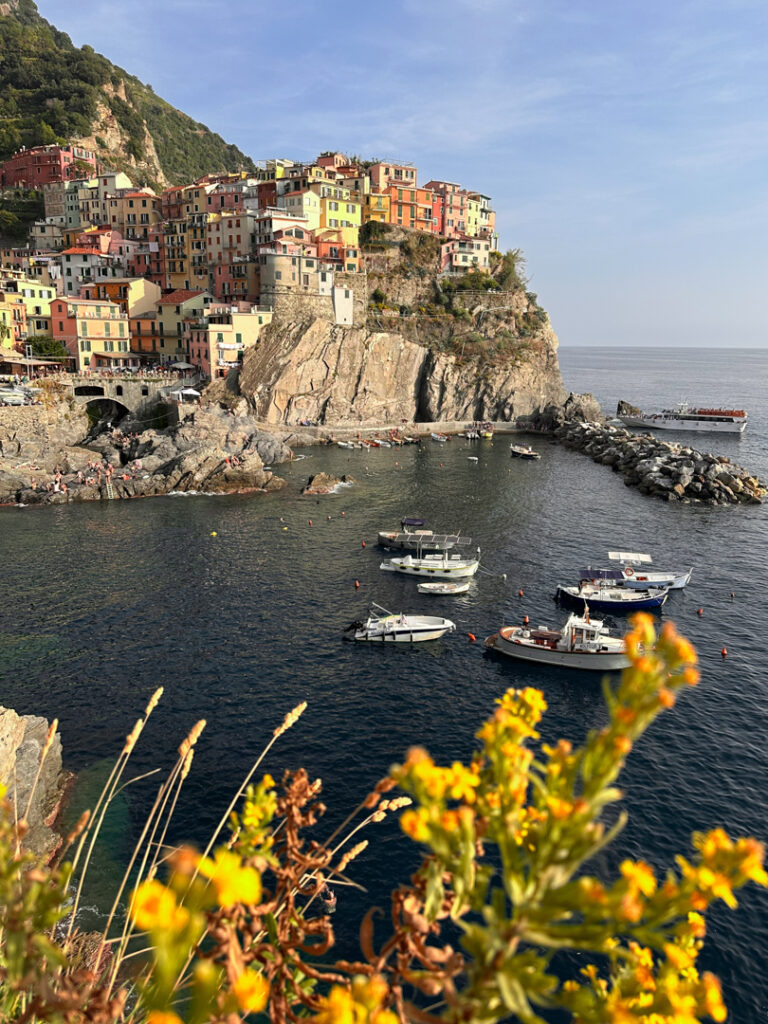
<box><xmin>1</xmin><ymin>402</ymin><xmax>291</xmax><ymax>505</ymax></box>
<box><xmin>302</xmin><ymin>472</ymin><xmax>354</xmax><ymax>495</ymax></box>
<box><xmin>556</xmin><ymin>421</ymin><xmax>765</xmax><ymax>505</ymax></box>
<box><xmin>0</xmin><ymin>706</ymin><xmax>67</xmax><ymax>859</ymax></box>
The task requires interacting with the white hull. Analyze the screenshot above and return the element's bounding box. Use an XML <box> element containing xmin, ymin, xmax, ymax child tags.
<box><xmin>488</xmin><ymin>634</ymin><xmax>629</xmax><ymax>670</ymax></box>
<box><xmin>417</xmin><ymin>581</ymin><xmax>470</xmax><ymax>595</ymax></box>
<box><xmin>623</xmin><ymin>568</ymin><xmax>692</xmax><ymax>590</ymax></box>
<box><xmin>353</xmin><ymin>613</ymin><xmax>455</xmax><ymax>642</ymax></box>
<box><xmin>381</xmin><ymin>558</ymin><xmax>479</xmax><ymax>579</ymax></box>
<box><xmin>619</xmin><ymin>415</ymin><xmax>746</xmax><ymax>434</ymax></box>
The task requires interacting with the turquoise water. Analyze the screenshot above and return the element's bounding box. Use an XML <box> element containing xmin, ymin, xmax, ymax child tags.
<box><xmin>1</xmin><ymin>346</ymin><xmax>767</xmax><ymax>1018</ymax></box>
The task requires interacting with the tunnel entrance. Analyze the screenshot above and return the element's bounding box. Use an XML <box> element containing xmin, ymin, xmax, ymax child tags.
<box><xmin>84</xmin><ymin>397</ymin><xmax>131</xmax><ymax>434</ymax></box>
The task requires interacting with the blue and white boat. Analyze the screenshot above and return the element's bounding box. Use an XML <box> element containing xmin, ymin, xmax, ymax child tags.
<box><xmin>556</xmin><ymin>581</ymin><xmax>668</xmax><ymax>612</ymax></box>
<box><xmin>581</xmin><ymin>552</ymin><xmax>692</xmax><ymax>591</ymax></box>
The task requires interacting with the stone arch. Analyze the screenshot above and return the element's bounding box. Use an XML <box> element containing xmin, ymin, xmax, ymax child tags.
<box><xmin>74</xmin><ymin>384</ymin><xmax>105</xmax><ymax>397</ymax></box>
<box><xmin>84</xmin><ymin>397</ymin><xmax>130</xmax><ymax>429</ymax></box>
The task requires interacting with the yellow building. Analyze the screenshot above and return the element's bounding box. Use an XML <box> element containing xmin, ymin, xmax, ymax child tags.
<box><xmin>0</xmin><ymin>271</ymin><xmax>57</xmax><ymax>336</ymax></box>
<box><xmin>0</xmin><ymin>294</ymin><xmax>26</xmax><ymax>354</ymax></box>
<box><xmin>156</xmin><ymin>289</ymin><xmax>213</xmax><ymax>363</ymax></box>
<box><xmin>276</xmin><ymin>190</ymin><xmax>322</xmax><ymax>231</ymax></box>
<box><xmin>362</xmin><ymin>193</ymin><xmax>390</xmax><ymax>224</ymax></box>
<box><xmin>164</xmin><ymin>219</ymin><xmax>188</xmax><ymax>292</ymax></box>
<box><xmin>187</xmin><ymin>304</ymin><xmax>273</xmax><ymax>379</ymax></box>
<box><xmin>311</xmin><ymin>183</ymin><xmax>362</xmax><ymax>246</ymax></box>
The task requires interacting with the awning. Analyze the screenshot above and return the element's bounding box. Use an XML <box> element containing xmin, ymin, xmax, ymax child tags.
<box><xmin>169</xmin><ymin>361</ymin><xmax>195</xmax><ymax>369</ymax></box>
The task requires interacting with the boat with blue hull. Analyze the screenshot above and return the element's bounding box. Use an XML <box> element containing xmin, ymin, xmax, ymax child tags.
<box><xmin>556</xmin><ymin>581</ymin><xmax>668</xmax><ymax>612</ymax></box>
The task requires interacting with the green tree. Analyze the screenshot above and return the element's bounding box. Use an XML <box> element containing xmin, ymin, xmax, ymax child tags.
<box><xmin>26</xmin><ymin>334</ymin><xmax>68</xmax><ymax>359</ymax></box>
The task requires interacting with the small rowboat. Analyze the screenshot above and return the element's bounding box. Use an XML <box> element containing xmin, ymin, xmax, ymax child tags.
<box><xmin>346</xmin><ymin>604</ymin><xmax>455</xmax><ymax>642</ymax></box>
<box><xmin>510</xmin><ymin>444</ymin><xmax>541</xmax><ymax>459</ymax></box>
<box><xmin>417</xmin><ymin>581</ymin><xmax>470</xmax><ymax>595</ymax></box>
<box><xmin>431</xmin><ymin>432</ymin><xmax>449</xmax><ymax>442</ymax></box>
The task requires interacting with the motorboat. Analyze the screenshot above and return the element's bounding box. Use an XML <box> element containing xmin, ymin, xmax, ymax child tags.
<box><xmin>465</xmin><ymin>430</ymin><xmax>479</xmax><ymax>440</ymax></box>
<box><xmin>346</xmin><ymin>604</ymin><xmax>456</xmax><ymax>642</ymax></box>
<box><xmin>510</xmin><ymin>444</ymin><xmax>541</xmax><ymax>459</ymax></box>
<box><xmin>617</xmin><ymin>400</ymin><xmax>747</xmax><ymax>434</ymax></box>
<box><xmin>431</xmin><ymin>432</ymin><xmax>449</xmax><ymax>442</ymax></box>
<box><xmin>468</xmin><ymin>456</ymin><xmax>478</xmax><ymax>462</ymax></box>
<box><xmin>377</xmin><ymin>518</ymin><xmax>473</xmax><ymax>553</ymax></box>
<box><xmin>416</xmin><ymin>581</ymin><xmax>471</xmax><ymax>595</ymax></box>
<box><xmin>380</xmin><ymin>550</ymin><xmax>481</xmax><ymax>579</ymax></box>
<box><xmin>556</xmin><ymin>581</ymin><xmax>668</xmax><ymax>612</ymax></box>
<box><xmin>485</xmin><ymin>611</ymin><xmax>629</xmax><ymax>670</ymax></box>
<box><xmin>581</xmin><ymin>552</ymin><xmax>692</xmax><ymax>591</ymax></box>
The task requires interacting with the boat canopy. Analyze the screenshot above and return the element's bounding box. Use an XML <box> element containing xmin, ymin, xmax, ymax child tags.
<box><xmin>581</xmin><ymin>568</ymin><xmax>624</xmax><ymax>581</ymax></box>
<box><xmin>402</xmin><ymin>517</ymin><xmax>425</xmax><ymax>527</ymax></box>
<box><xmin>608</xmin><ymin>551</ymin><xmax>653</xmax><ymax>564</ymax></box>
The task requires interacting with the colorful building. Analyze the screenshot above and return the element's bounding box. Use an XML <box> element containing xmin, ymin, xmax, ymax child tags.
<box><xmin>362</xmin><ymin>193</ymin><xmax>390</xmax><ymax>224</ymax></box>
<box><xmin>0</xmin><ymin>145</ymin><xmax>98</xmax><ymax>188</ymax></box>
<box><xmin>0</xmin><ymin>271</ymin><xmax>56</xmax><ymax>336</ymax></box>
<box><xmin>50</xmin><ymin>296</ymin><xmax>130</xmax><ymax>372</ymax></box>
<box><xmin>80</xmin><ymin>278</ymin><xmax>161</xmax><ymax>318</ymax></box>
<box><xmin>0</xmin><ymin>292</ymin><xmax>27</xmax><ymax>350</ymax></box>
<box><xmin>156</xmin><ymin>289</ymin><xmax>213</xmax><ymax>363</ymax></box>
<box><xmin>369</xmin><ymin>161</ymin><xmax>417</xmax><ymax>192</ymax></box>
<box><xmin>186</xmin><ymin>302</ymin><xmax>273</xmax><ymax>378</ymax></box>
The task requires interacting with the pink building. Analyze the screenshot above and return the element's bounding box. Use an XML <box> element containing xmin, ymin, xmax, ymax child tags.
<box><xmin>0</xmin><ymin>145</ymin><xmax>98</xmax><ymax>188</ymax></box>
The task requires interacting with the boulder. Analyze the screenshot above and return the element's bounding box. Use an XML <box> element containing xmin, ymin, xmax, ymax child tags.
<box><xmin>302</xmin><ymin>473</ymin><xmax>355</xmax><ymax>495</ymax></box>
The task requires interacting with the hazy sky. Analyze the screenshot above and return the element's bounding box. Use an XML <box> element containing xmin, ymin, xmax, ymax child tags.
<box><xmin>39</xmin><ymin>0</ymin><xmax>768</xmax><ymax>347</ymax></box>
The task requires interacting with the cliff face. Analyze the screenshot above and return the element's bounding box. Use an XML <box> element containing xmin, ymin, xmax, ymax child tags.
<box><xmin>239</xmin><ymin>317</ymin><xmax>566</xmax><ymax>426</ymax></box>
<box><xmin>239</xmin><ymin>266</ymin><xmax>567</xmax><ymax>428</ymax></box>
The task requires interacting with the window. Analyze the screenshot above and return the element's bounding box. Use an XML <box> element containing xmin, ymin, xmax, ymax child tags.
<box><xmin>275</xmin><ymin>271</ymin><xmax>282</xmax><ymax>280</ymax></box>
<box><xmin>104</xmin><ymin>323</ymin><xmax>111</xmax><ymax>336</ymax></box>
<box><xmin>235</xmin><ymin>332</ymin><xmax>242</xmax><ymax>344</ymax></box>
<box><xmin>105</xmin><ymin>340</ymin><xmax>114</xmax><ymax>352</ymax></box>
<box><xmin>81</xmin><ymin>322</ymin><xmax>88</xmax><ymax>336</ymax></box>
<box><xmin>119</xmin><ymin>323</ymin><xmax>125</xmax><ymax>336</ymax></box>
<box><xmin>80</xmin><ymin>339</ymin><xmax>91</xmax><ymax>351</ymax></box>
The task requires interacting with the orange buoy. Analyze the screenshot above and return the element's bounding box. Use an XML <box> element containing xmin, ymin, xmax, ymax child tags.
<box><xmin>341</xmin><ymin>511</ymin><xmax>345</xmax><ymax>517</ymax></box>
<box><xmin>361</xmin><ymin>540</ymin><xmax>366</xmax><ymax>548</ymax></box>
<box><xmin>518</xmin><ymin>589</ymin><xmax>524</xmax><ymax>597</ymax></box>
<box><xmin>440</xmin><ymin>462</ymin><xmax>443</xmax><ymax>467</ymax></box>
<box><xmin>328</xmin><ymin>515</ymin><xmax>332</xmax><ymax>520</ymax></box>
<box><xmin>308</xmin><ymin>519</ymin><xmax>313</xmax><ymax>526</ymax></box>
<box><xmin>523</xmin><ymin>615</ymin><xmax>529</xmax><ymax>625</ymax></box>
<box><xmin>697</xmin><ymin>608</ymin><xmax>703</xmax><ymax>616</ymax></box>
<box><xmin>467</xmin><ymin>633</ymin><xmax>476</xmax><ymax>642</ymax></box>
<box><xmin>721</xmin><ymin>646</ymin><xmax>728</xmax><ymax>658</ymax></box>
<box><xmin>355</xmin><ymin>580</ymin><xmax>360</xmax><ymax>589</ymax></box>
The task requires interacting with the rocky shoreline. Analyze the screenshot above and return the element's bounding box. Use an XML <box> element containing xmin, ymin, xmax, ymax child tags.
<box><xmin>556</xmin><ymin>420</ymin><xmax>765</xmax><ymax>505</ymax></box>
<box><xmin>0</xmin><ymin>400</ymin><xmax>291</xmax><ymax>506</ymax></box>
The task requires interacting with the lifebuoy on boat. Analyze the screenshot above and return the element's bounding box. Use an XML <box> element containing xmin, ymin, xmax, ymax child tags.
<box><xmin>625</xmin><ymin>566</ymin><xmax>634</xmax><ymax>576</ymax></box>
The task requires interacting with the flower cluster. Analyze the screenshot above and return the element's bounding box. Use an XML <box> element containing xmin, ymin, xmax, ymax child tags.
<box><xmin>312</xmin><ymin>975</ymin><xmax>397</xmax><ymax>1024</ymax></box>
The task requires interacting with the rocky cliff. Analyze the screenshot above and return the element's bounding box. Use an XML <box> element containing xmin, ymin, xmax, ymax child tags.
<box><xmin>239</xmin><ymin>240</ymin><xmax>568</xmax><ymax>426</ymax></box>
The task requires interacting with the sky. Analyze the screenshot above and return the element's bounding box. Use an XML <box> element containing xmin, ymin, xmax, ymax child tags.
<box><xmin>38</xmin><ymin>0</ymin><xmax>768</xmax><ymax>347</ymax></box>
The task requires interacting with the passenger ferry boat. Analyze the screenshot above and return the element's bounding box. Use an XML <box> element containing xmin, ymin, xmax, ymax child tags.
<box><xmin>617</xmin><ymin>401</ymin><xmax>747</xmax><ymax>434</ymax></box>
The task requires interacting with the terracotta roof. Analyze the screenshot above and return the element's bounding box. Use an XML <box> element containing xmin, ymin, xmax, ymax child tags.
<box><xmin>124</xmin><ymin>192</ymin><xmax>157</xmax><ymax>199</ymax></box>
<box><xmin>159</xmin><ymin>289</ymin><xmax>205</xmax><ymax>304</ymax></box>
<box><xmin>61</xmin><ymin>247</ymin><xmax>100</xmax><ymax>255</ymax></box>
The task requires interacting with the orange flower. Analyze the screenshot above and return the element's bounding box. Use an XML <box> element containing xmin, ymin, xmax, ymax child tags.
<box><xmin>197</xmin><ymin>849</ymin><xmax>261</xmax><ymax>908</ymax></box>
<box><xmin>130</xmin><ymin>879</ymin><xmax>188</xmax><ymax>932</ymax></box>
<box><xmin>621</xmin><ymin>860</ymin><xmax>657</xmax><ymax>897</ymax></box>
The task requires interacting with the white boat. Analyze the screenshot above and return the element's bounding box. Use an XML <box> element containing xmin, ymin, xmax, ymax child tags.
<box><xmin>556</xmin><ymin>581</ymin><xmax>668</xmax><ymax>612</ymax></box>
<box><xmin>485</xmin><ymin>612</ymin><xmax>629</xmax><ymax>670</ymax></box>
<box><xmin>467</xmin><ymin>456</ymin><xmax>478</xmax><ymax>462</ymax></box>
<box><xmin>465</xmin><ymin>430</ymin><xmax>479</xmax><ymax>440</ymax></box>
<box><xmin>377</xmin><ymin>519</ymin><xmax>473</xmax><ymax>553</ymax></box>
<box><xmin>417</xmin><ymin>581</ymin><xmax>470</xmax><ymax>595</ymax></box>
<box><xmin>617</xmin><ymin>401</ymin><xmax>747</xmax><ymax>434</ymax></box>
<box><xmin>431</xmin><ymin>432</ymin><xmax>448</xmax><ymax>443</ymax></box>
<box><xmin>380</xmin><ymin>550</ymin><xmax>481</xmax><ymax>579</ymax></box>
<box><xmin>346</xmin><ymin>604</ymin><xmax>455</xmax><ymax>642</ymax></box>
<box><xmin>510</xmin><ymin>444</ymin><xmax>541</xmax><ymax>459</ymax></box>
<box><xmin>583</xmin><ymin>552</ymin><xmax>692</xmax><ymax>591</ymax></box>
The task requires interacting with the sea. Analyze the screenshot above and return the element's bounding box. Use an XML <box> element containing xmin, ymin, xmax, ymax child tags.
<box><xmin>1</xmin><ymin>346</ymin><xmax>767</xmax><ymax>1019</ymax></box>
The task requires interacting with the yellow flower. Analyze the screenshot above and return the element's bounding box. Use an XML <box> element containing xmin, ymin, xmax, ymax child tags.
<box><xmin>130</xmin><ymin>879</ymin><xmax>188</xmax><ymax>932</ymax></box>
<box><xmin>400</xmin><ymin>808</ymin><xmax>430</xmax><ymax>842</ymax></box>
<box><xmin>198</xmin><ymin>849</ymin><xmax>261</xmax><ymax>908</ymax></box>
<box><xmin>448</xmin><ymin>762</ymin><xmax>479</xmax><ymax>802</ymax></box>
<box><xmin>701</xmin><ymin>972</ymin><xmax>727</xmax><ymax>1023</ymax></box>
<box><xmin>664</xmin><ymin>942</ymin><xmax>695</xmax><ymax>970</ymax></box>
<box><xmin>620</xmin><ymin>860</ymin><xmax>657</xmax><ymax>897</ymax></box>
<box><xmin>686</xmin><ymin>911</ymin><xmax>706</xmax><ymax>938</ymax></box>
<box><xmin>234</xmin><ymin>968</ymin><xmax>269</xmax><ymax>1014</ymax></box>
<box><xmin>546</xmin><ymin>796</ymin><xmax>574</xmax><ymax>820</ymax></box>
<box><xmin>313</xmin><ymin>976</ymin><xmax>395</xmax><ymax>1024</ymax></box>
<box><xmin>147</xmin><ymin>1013</ymin><xmax>184</xmax><ymax>1024</ymax></box>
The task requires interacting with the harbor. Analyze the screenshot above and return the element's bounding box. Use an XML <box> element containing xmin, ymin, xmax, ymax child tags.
<box><xmin>1</xmin><ymin>347</ymin><xmax>768</xmax><ymax>1018</ymax></box>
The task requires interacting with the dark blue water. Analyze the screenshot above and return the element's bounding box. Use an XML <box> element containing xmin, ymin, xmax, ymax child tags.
<box><xmin>1</xmin><ymin>346</ymin><xmax>767</xmax><ymax>1018</ymax></box>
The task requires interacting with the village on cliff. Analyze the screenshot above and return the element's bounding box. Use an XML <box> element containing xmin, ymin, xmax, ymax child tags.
<box><xmin>0</xmin><ymin>145</ymin><xmax>498</xmax><ymax>379</ymax></box>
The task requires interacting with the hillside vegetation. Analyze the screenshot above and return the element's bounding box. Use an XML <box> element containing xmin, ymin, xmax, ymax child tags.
<box><xmin>0</xmin><ymin>0</ymin><xmax>256</xmax><ymax>186</ymax></box>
